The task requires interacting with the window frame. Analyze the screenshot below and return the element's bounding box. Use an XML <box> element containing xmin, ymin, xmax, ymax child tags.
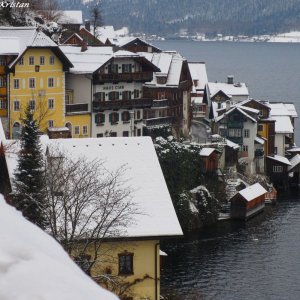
<box><xmin>49</xmin><ymin>55</ymin><xmax>55</xmax><ymax>65</ymax></box>
<box><xmin>29</xmin><ymin>99</ymin><xmax>35</xmax><ymax>111</ymax></box>
<box><xmin>48</xmin><ymin>98</ymin><xmax>54</xmax><ymax>109</ymax></box>
<box><xmin>40</xmin><ymin>56</ymin><xmax>45</xmax><ymax>65</ymax></box>
<box><xmin>14</xmin><ymin>100</ymin><xmax>20</xmax><ymax>111</ymax></box>
<box><xmin>118</xmin><ymin>252</ymin><xmax>134</xmax><ymax>276</ymax></box>
<box><xmin>29</xmin><ymin>56</ymin><xmax>34</xmax><ymax>65</ymax></box>
<box><xmin>74</xmin><ymin>125</ymin><xmax>80</xmax><ymax>135</ymax></box>
<box><xmin>82</xmin><ymin>125</ymin><xmax>88</xmax><ymax>135</ymax></box>
<box><xmin>48</xmin><ymin>77</ymin><xmax>54</xmax><ymax>88</ymax></box>
<box><xmin>48</xmin><ymin>120</ymin><xmax>54</xmax><ymax>128</ymax></box>
<box><xmin>244</xmin><ymin>129</ymin><xmax>250</xmax><ymax>138</ymax></box>
<box><xmin>14</xmin><ymin>79</ymin><xmax>20</xmax><ymax>89</ymax></box>
<box><xmin>29</xmin><ymin>78</ymin><xmax>36</xmax><ymax>89</ymax></box>
<box><xmin>273</xmin><ymin>165</ymin><xmax>283</xmax><ymax>173</ymax></box>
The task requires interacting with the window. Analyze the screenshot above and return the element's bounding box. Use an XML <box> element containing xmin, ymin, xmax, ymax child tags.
<box><xmin>137</xmin><ymin>128</ymin><xmax>141</xmax><ymax>136</ymax></box>
<box><xmin>258</xmin><ymin>124</ymin><xmax>263</xmax><ymax>132</ymax></box>
<box><xmin>259</xmin><ymin>110</ymin><xmax>263</xmax><ymax>117</ymax></box>
<box><xmin>118</xmin><ymin>252</ymin><xmax>133</xmax><ymax>275</ymax></box>
<box><xmin>123</xmin><ymin>131</ymin><xmax>129</xmax><ymax>137</ymax></box>
<box><xmin>134</xmin><ymin>89</ymin><xmax>140</xmax><ymax>99</ymax></box>
<box><xmin>122</xmin><ymin>91</ymin><xmax>131</xmax><ymax>100</ymax></box>
<box><xmin>48</xmin><ymin>77</ymin><xmax>54</xmax><ymax>88</ymax></box>
<box><xmin>0</xmin><ymin>57</ymin><xmax>6</xmax><ymax>66</ymax></box>
<box><xmin>95</xmin><ymin>92</ymin><xmax>105</xmax><ymax>101</ymax></box>
<box><xmin>97</xmin><ymin>133</ymin><xmax>103</xmax><ymax>137</ymax></box>
<box><xmin>82</xmin><ymin>125</ymin><xmax>88</xmax><ymax>135</ymax></box>
<box><xmin>29</xmin><ymin>78</ymin><xmax>35</xmax><ymax>89</ymax></box>
<box><xmin>110</xmin><ymin>132</ymin><xmax>117</xmax><ymax>137</ymax></box>
<box><xmin>122</xmin><ymin>64</ymin><xmax>132</xmax><ymax>73</ymax></box>
<box><xmin>0</xmin><ymin>99</ymin><xmax>7</xmax><ymax>109</ymax></box>
<box><xmin>228</xmin><ymin>128</ymin><xmax>242</xmax><ymax>137</ymax></box>
<box><xmin>14</xmin><ymin>79</ymin><xmax>20</xmax><ymax>89</ymax></box>
<box><xmin>108</xmin><ymin>91</ymin><xmax>119</xmax><ymax>101</ymax></box>
<box><xmin>29</xmin><ymin>100</ymin><xmax>35</xmax><ymax>111</ymax></box>
<box><xmin>74</xmin><ymin>126</ymin><xmax>80</xmax><ymax>135</ymax></box>
<box><xmin>14</xmin><ymin>100</ymin><xmax>20</xmax><ymax>111</ymax></box>
<box><xmin>48</xmin><ymin>120</ymin><xmax>54</xmax><ymax>128</ymax></box>
<box><xmin>29</xmin><ymin>56</ymin><xmax>34</xmax><ymax>65</ymax></box>
<box><xmin>242</xmin><ymin>145</ymin><xmax>248</xmax><ymax>152</ymax></box>
<box><xmin>40</xmin><ymin>56</ymin><xmax>45</xmax><ymax>65</ymax></box>
<box><xmin>122</xmin><ymin>111</ymin><xmax>130</xmax><ymax>122</ymax></box>
<box><xmin>273</xmin><ymin>166</ymin><xmax>283</xmax><ymax>173</ymax></box>
<box><xmin>136</xmin><ymin>110</ymin><xmax>141</xmax><ymax>119</ymax></box>
<box><xmin>157</xmin><ymin>76</ymin><xmax>167</xmax><ymax>84</ymax></box>
<box><xmin>109</xmin><ymin>112</ymin><xmax>119</xmax><ymax>124</ymax></box>
<box><xmin>0</xmin><ymin>76</ymin><xmax>6</xmax><ymax>87</ymax></box>
<box><xmin>95</xmin><ymin>113</ymin><xmax>105</xmax><ymax>124</ymax></box>
<box><xmin>18</xmin><ymin>57</ymin><xmax>24</xmax><ymax>65</ymax></box>
<box><xmin>108</xmin><ymin>64</ymin><xmax>118</xmax><ymax>73</ymax></box>
<box><xmin>48</xmin><ymin>98</ymin><xmax>54</xmax><ymax>109</ymax></box>
<box><xmin>49</xmin><ymin>56</ymin><xmax>55</xmax><ymax>65</ymax></box>
<box><xmin>244</xmin><ymin>129</ymin><xmax>250</xmax><ymax>138</ymax></box>
<box><xmin>274</xmin><ymin>147</ymin><xmax>278</xmax><ymax>155</ymax></box>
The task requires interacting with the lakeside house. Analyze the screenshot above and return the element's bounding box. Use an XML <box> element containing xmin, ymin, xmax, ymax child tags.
<box><xmin>230</xmin><ymin>183</ymin><xmax>267</xmax><ymax>220</ymax></box>
<box><xmin>0</xmin><ymin>27</ymin><xmax>73</xmax><ymax>138</ymax></box>
<box><xmin>1</xmin><ymin>132</ymin><xmax>183</xmax><ymax>300</ymax></box>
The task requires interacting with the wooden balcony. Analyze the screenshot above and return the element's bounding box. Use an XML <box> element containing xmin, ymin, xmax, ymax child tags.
<box><xmin>93</xmin><ymin>98</ymin><xmax>153</xmax><ymax>111</ymax></box>
<box><xmin>94</xmin><ymin>71</ymin><xmax>153</xmax><ymax>83</ymax></box>
<box><xmin>143</xmin><ymin>116</ymin><xmax>175</xmax><ymax>127</ymax></box>
<box><xmin>65</xmin><ymin>103</ymin><xmax>89</xmax><ymax>114</ymax></box>
<box><xmin>152</xmin><ymin>99</ymin><xmax>169</xmax><ymax>108</ymax></box>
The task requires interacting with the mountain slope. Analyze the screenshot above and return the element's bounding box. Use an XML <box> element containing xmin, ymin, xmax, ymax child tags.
<box><xmin>58</xmin><ymin>0</ymin><xmax>300</xmax><ymax>36</ymax></box>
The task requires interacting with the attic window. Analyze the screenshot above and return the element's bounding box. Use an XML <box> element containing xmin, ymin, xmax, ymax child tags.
<box><xmin>157</xmin><ymin>76</ymin><xmax>167</xmax><ymax>84</ymax></box>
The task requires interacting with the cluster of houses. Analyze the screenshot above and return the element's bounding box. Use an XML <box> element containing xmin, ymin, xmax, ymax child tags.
<box><xmin>0</xmin><ymin>10</ymin><xmax>299</xmax><ymax>299</ymax></box>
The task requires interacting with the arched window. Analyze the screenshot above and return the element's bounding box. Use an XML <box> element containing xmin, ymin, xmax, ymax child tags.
<box><xmin>12</xmin><ymin>122</ymin><xmax>21</xmax><ymax>140</ymax></box>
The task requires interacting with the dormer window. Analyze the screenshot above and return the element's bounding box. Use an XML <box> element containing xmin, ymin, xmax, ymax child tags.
<box><xmin>157</xmin><ymin>76</ymin><xmax>167</xmax><ymax>84</ymax></box>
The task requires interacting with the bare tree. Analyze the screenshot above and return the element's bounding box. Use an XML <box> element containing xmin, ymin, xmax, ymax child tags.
<box><xmin>44</xmin><ymin>147</ymin><xmax>137</xmax><ymax>276</ymax></box>
<box><xmin>91</xmin><ymin>2</ymin><xmax>103</xmax><ymax>37</ymax></box>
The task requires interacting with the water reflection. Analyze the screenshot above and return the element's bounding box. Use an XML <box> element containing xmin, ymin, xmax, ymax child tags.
<box><xmin>161</xmin><ymin>197</ymin><xmax>300</xmax><ymax>300</ymax></box>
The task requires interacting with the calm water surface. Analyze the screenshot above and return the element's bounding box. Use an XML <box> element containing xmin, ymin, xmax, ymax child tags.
<box><xmin>151</xmin><ymin>41</ymin><xmax>300</xmax><ymax>299</ymax></box>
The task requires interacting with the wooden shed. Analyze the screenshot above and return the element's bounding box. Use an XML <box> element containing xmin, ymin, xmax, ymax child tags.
<box><xmin>230</xmin><ymin>183</ymin><xmax>267</xmax><ymax>220</ymax></box>
<box><xmin>199</xmin><ymin>147</ymin><xmax>220</xmax><ymax>173</ymax></box>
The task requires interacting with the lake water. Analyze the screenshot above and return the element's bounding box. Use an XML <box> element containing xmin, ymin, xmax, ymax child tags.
<box><xmin>152</xmin><ymin>40</ymin><xmax>300</xmax><ymax>299</ymax></box>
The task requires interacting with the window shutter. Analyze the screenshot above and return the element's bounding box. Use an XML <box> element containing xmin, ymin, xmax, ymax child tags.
<box><xmin>109</xmin><ymin>113</ymin><xmax>112</xmax><ymax>122</ymax></box>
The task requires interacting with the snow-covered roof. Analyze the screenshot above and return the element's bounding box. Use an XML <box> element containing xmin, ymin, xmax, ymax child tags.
<box><xmin>58</xmin><ymin>10</ymin><xmax>83</xmax><ymax>25</ymax></box>
<box><xmin>268</xmin><ymin>102</ymin><xmax>298</xmax><ymax>117</ymax></box>
<box><xmin>266</xmin><ymin>155</ymin><xmax>292</xmax><ymax>165</ymax></box>
<box><xmin>4</xmin><ymin>137</ymin><xmax>183</xmax><ymax>239</ymax></box>
<box><xmin>142</xmin><ymin>51</ymin><xmax>185</xmax><ymax>87</ymax></box>
<box><xmin>188</xmin><ymin>62</ymin><xmax>208</xmax><ymax>90</ymax></box>
<box><xmin>0</xmin><ymin>37</ymin><xmax>19</xmax><ymax>55</ymax></box>
<box><xmin>59</xmin><ymin>45</ymin><xmax>113</xmax><ymax>74</ymax></box>
<box><xmin>288</xmin><ymin>154</ymin><xmax>300</xmax><ymax>171</ymax></box>
<box><xmin>255</xmin><ymin>136</ymin><xmax>265</xmax><ymax>144</ymax></box>
<box><xmin>271</xmin><ymin>116</ymin><xmax>294</xmax><ymax>133</ymax></box>
<box><xmin>216</xmin><ymin>106</ymin><xmax>258</xmax><ymax>123</ymax></box>
<box><xmin>225</xmin><ymin>139</ymin><xmax>240</xmax><ymax>150</ymax></box>
<box><xmin>208</xmin><ymin>82</ymin><xmax>249</xmax><ymax>98</ymax></box>
<box><xmin>200</xmin><ymin>148</ymin><xmax>216</xmax><ymax>157</ymax></box>
<box><xmin>0</xmin><ymin>194</ymin><xmax>118</xmax><ymax>300</ymax></box>
<box><xmin>236</xmin><ymin>183</ymin><xmax>267</xmax><ymax>202</ymax></box>
<box><xmin>287</xmin><ymin>147</ymin><xmax>300</xmax><ymax>153</ymax></box>
<box><xmin>0</xmin><ymin>27</ymin><xmax>64</xmax><ymax>68</ymax></box>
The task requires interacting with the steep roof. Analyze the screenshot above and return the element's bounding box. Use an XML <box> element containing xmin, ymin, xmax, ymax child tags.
<box><xmin>288</xmin><ymin>154</ymin><xmax>300</xmax><ymax>172</ymax></box>
<box><xmin>200</xmin><ymin>147</ymin><xmax>216</xmax><ymax>157</ymax></box>
<box><xmin>59</xmin><ymin>45</ymin><xmax>113</xmax><ymax>74</ymax></box>
<box><xmin>271</xmin><ymin>116</ymin><xmax>294</xmax><ymax>133</ymax></box>
<box><xmin>266</xmin><ymin>155</ymin><xmax>291</xmax><ymax>165</ymax></box>
<box><xmin>188</xmin><ymin>62</ymin><xmax>208</xmax><ymax>91</ymax></box>
<box><xmin>0</xmin><ymin>27</ymin><xmax>72</xmax><ymax>69</ymax></box>
<box><xmin>4</xmin><ymin>136</ymin><xmax>183</xmax><ymax>239</ymax></box>
<box><xmin>0</xmin><ymin>195</ymin><xmax>118</xmax><ymax>300</ymax></box>
<box><xmin>142</xmin><ymin>51</ymin><xmax>186</xmax><ymax>87</ymax></box>
<box><xmin>236</xmin><ymin>183</ymin><xmax>267</xmax><ymax>202</ymax></box>
<box><xmin>268</xmin><ymin>102</ymin><xmax>298</xmax><ymax>117</ymax></box>
<box><xmin>208</xmin><ymin>81</ymin><xmax>249</xmax><ymax>98</ymax></box>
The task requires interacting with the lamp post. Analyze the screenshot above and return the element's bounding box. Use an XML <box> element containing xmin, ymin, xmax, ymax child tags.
<box><xmin>130</xmin><ymin>110</ymin><xmax>135</xmax><ymax>136</ymax></box>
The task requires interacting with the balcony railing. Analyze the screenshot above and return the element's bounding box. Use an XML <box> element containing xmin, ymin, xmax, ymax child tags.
<box><xmin>66</xmin><ymin>103</ymin><xmax>89</xmax><ymax>114</ymax></box>
<box><xmin>93</xmin><ymin>98</ymin><xmax>153</xmax><ymax>111</ymax></box>
<box><xmin>94</xmin><ymin>71</ymin><xmax>153</xmax><ymax>83</ymax></box>
<box><xmin>143</xmin><ymin>116</ymin><xmax>175</xmax><ymax>127</ymax></box>
<box><xmin>152</xmin><ymin>99</ymin><xmax>169</xmax><ymax>108</ymax></box>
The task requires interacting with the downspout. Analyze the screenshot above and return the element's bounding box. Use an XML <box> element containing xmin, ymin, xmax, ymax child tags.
<box><xmin>155</xmin><ymin>242</ymin><xmax>160</xmax><ymax>300</ymax></box>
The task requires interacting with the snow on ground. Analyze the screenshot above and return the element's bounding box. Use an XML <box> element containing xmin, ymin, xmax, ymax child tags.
<box><xmin>0</xmin><ymin>194</ymin><xmax>119</xmax><ymax>300</ymax></box>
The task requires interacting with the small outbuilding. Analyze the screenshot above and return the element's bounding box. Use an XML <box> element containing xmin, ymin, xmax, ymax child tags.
<box><xmin>200</xmin><ymin>147</ymin><xmax>220</xmax><ymax>173</ymax></box>
<box><xmin>230</xmin><ymin>183</ymin><xmax>267</xmax><ymax>220</ymax></box>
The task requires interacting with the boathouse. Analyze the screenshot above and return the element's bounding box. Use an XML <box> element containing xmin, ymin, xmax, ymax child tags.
<box><xmin>230</xmin><ymin>183</ymin><xmax>267</xmax><ymax>220</ymax></box>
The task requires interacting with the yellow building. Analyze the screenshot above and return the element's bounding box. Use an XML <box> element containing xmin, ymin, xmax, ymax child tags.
<box><xmin>0</xmin><ymin>27</ymin><xmax>73</xmax><ymax>139</ymax></box>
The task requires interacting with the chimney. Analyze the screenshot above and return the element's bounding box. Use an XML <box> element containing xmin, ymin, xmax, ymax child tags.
<box><xmin>81</xmin><ymin>41</ymin><xmax>88</xmax><ymax>52</ymax></box>
<box><xmin>85</xmin><ymin>19</ymin><xmax>91</xmax><ymax>32</ymax></box>
<box><xmin>227</xmin><ymin>75</ymin><xmax>234</xmax><ymax>84</ymax></box>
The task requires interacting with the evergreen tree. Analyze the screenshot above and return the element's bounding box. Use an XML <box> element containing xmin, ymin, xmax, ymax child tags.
<box><xmin>13</xmin><ymin>105</ymin><xmax>47</xmax><ymax>229</ymax></box>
